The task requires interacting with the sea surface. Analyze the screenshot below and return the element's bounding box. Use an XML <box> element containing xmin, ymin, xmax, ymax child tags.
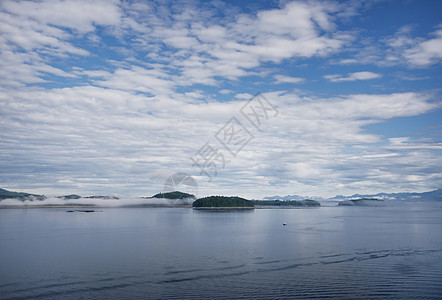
<box><xmin>1</xmin><ymin>203</ymin><xmax>442</xmax><ymax>299</ymax></box>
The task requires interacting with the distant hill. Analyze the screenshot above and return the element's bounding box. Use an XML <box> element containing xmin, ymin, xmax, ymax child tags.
<box><xmin>0</xmin><ymin>188</ymin><xmax>45</xmax><ymax>200</ymax></box>
<box><xmin>193</xmin><ymin>196</ymin><xmax>254</xmax><ymax>208</ymax></box>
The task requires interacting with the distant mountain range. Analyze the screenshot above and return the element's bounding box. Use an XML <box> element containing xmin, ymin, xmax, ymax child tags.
<box><xmin>328</xmin><ymin>189</ymin><xmax>442</xmax><ymax>202</ymax></box>
<box><xmin>262</xmin><ymin>189</ymin><xmax>441</xmax><ymax>202</ymax></box>
<box><xmin>262</xmin><ymin>194</ymin><xmax>324</xmax><ymax>201</ymax></box>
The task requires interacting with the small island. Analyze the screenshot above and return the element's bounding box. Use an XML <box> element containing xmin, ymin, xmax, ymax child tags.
<box><xmin>193</xmin><ymin>196</ymin><xmax>254</xmax><ymax>209</ymax></box>
<box><xmin>148</xmin><ymin>191</ymin><xmax>196</xmax><ymax>206</ymax></box>
<box><xmin>150</xmin><ymin>191</ymin><xmax>196</xmax><ymax>200</ymax></box>
<box><xmin>57</xmin><ymin>194</ymin><xmax>82</xmax><ymax>200</ymax></box>
<box><xmin>338</xmin><ymin>198</ymin><xmax>385</xmax><ymax>206</ymax></box>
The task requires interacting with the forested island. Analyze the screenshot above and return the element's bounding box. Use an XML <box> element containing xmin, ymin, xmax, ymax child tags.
<box><xmin>253</xmin><ymin>199</ymin><xmax>321</xmax><ymax>207</ymax></box>
<box><xmin>193</xmin><ymin>196</ymin><xmax>254</xmax><ymax>208</ymax></box>
<box><xmin>149</xmin><ymin>191</ymin><xmax>196</xmax><ymax>200</ymax></box>
<box><xmin>192</xmin><ymin>197</ymin><xmax>320</xmax><ymax>208</ymax></box>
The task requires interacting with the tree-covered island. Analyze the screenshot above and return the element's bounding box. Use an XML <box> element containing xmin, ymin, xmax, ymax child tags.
<box><xmin>150</xmin><ymin>191</ymin><xmax>196</xmax><ymax>200</ymax></box>
<box><xmin>193</xmin><ymin>196</ymin><xmax>254</xmax><ymax>208</ymax></box>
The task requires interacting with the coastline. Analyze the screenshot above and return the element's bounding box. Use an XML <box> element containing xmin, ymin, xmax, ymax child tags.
<box><xmin>193</xmin><ymin>207</ymin><xmax>255</xmax><ymax>210</ymax></box>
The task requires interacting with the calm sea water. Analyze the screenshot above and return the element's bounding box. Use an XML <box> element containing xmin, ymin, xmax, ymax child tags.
<box><xmin>1</xmin><ymin>203</ymin><xmax>442</xmax><ymax>299</ymax></box>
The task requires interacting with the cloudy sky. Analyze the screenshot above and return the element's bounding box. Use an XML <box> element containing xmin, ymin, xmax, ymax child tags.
<box><xmin>0</xmin><ymin>0</ymin><xmax>441</xmax><ymax>198</ymax></box>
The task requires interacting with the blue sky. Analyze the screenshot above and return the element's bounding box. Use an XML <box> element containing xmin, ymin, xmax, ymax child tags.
<box><xmin>0</xmin><ymin>0</ymin><xmax>441</xmax><ymax>198</ymax></box>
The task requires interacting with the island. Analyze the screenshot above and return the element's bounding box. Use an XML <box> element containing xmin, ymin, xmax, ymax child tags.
<box><xmin>192</xmin><ymin>196</ymin><xmax>254</xmax><ymax>209</ymax></box>
<box><xmin>338</xmin><ymin>198</ymin><xmax>385</xmax><ymax>206</ymax></box>
<box><xmin>150</xmin><ymin>191</ymin><xmax>196</xmax><ymax>200</ymax></box>
<box><xmin>57</xmin><ymin>194</ymin><xmax>82</xmax><ymax>200</ymax></box>
<box><xmin>145</xmin><ymin>191</ymin><xmax>196</xmax><ymax>206</ymax></box>
<box><xmin>253</xmin><ymin>199</ymin><xmax>321</xmax><ymax>207</ymax></box>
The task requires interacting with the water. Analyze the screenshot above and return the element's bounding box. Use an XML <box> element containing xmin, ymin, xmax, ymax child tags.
<box><xmin>1</xmin><ymin>203</ymin><xmax>442</xmax><ymax>299</ymax></box>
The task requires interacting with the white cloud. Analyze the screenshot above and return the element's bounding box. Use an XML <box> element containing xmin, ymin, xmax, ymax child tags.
<box><xmin>0</xmin><ymin>10</ymin><xmax>90</xmax><ymax>55</ymax></box>
<box><xmin>1</xmin><ymin>0</ymin><xmax>121</xmax><ymax>34</ymax></box>
<box><xmin>287</xmin><ymin>162</ymin><xmax>322</xmax><ymax>178</ymax></box>
<box><xmin>219</xmin><ymin>89</ymin><xmax>233</xmax><ymax>95</ymax></box>
<box><xmin>0</xmin><ymin>0</ymin><xmax>354</xmax><ymax>90</ymax></box>
<box><xmin>274</xmin><ymin>75</ymin><xmax>305</xmax><ymax>84</ymax></box>
<box><xmin>324</xmin><ymin>71</ymin><xmax>382</xmax><ymax>82</ymax></box>
<box><xmin>92</xmin><ymin>66</ymin><xmax>175</xmax><ymax>96</ymax></box>
<box><xmin>341</xmin><ymin>24</ymin><xmax>442</xmax><ymax>68</ymax></box>
<box><xmin>116</xmin><ymin>0</ymin><xmax>353</xmax><ymax>84</ymax></box>
<box><xmin>0</xmin><ymin>0</ymin><xmax>120</xmax><ymax>86</ymax></box>
<box><xmin>234</xmin><ymin>93</ymin><xmax>253</xmax><ymax>100</ymax></box>
<box><xmin>0</xmin><ymin>50</ymin><xmax>78</xmax><ymax>87</ymax></box>
<box><xmin>313</xmin><ymin>92</ymin><xmax>435</xmax><ymax>120</ymax></box>
<box><xmin>196</xmin><ymin>25</ymin><xmax>227</xmax><ymax>42</ymax></box>
<box><xmin>404</xmin><ymin>28</ymin><xmax>442</xmax><ymax>67</ymax></box>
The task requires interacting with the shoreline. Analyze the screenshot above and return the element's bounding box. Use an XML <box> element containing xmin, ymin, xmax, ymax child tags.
<box><xmin>193</xmin><ymin>207</ymin><xmax>255</xmax><ymax>210</ymax></box>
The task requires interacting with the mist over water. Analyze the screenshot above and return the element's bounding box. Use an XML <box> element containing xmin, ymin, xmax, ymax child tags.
<box><xmin>0</xmin><ymin>197</ymin><xmax>174</xmax><ymax>207</ymax></box>
<box><xmin>1</xmin><ymin>204</ymin><xmax>441</xmax><ymax>299</ymax></box>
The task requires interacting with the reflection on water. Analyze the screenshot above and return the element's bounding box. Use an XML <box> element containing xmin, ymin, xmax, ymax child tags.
<box><xmin>1</xmin><ymin>204</ymin><xmax>442</xmax><ymax>299</ymax></box>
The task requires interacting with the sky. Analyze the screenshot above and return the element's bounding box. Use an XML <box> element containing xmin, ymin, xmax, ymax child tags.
<box><xmin>0</xmin><ymin>0</ymin><xmax>441</xmax><ymax>199</ymax></box>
